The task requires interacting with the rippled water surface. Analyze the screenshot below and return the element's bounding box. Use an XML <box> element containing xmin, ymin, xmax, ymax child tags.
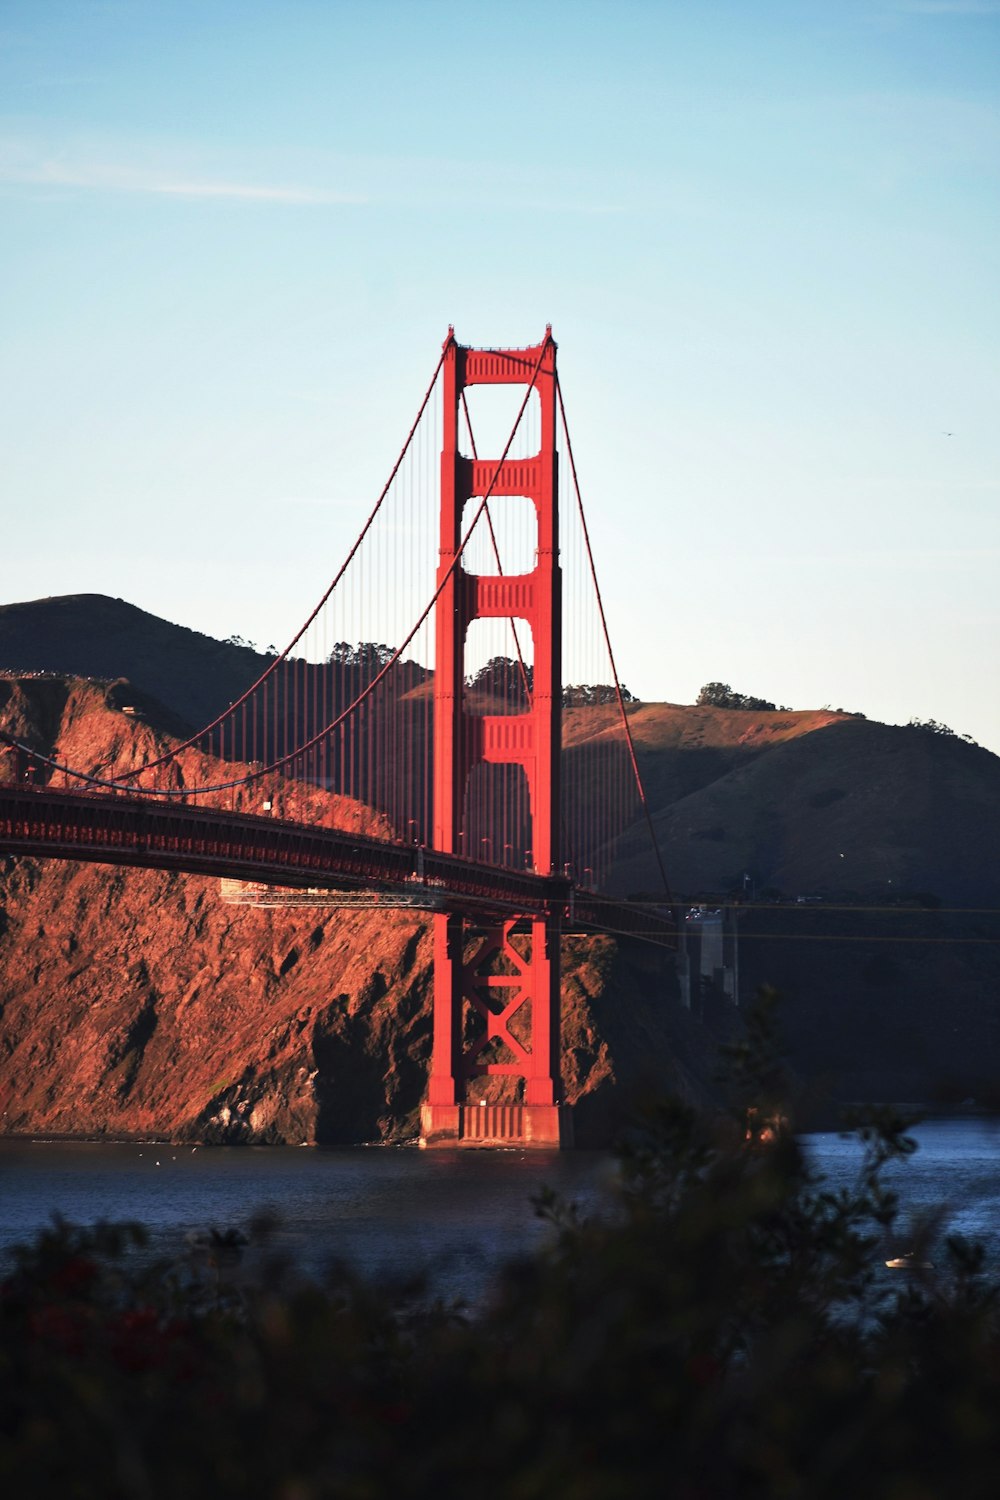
<box><xmin>2</xmin><ymin>1118</ymin><xmax>998</xmax><ymax>1298</ymax></box>
<box><xmin>0</xmin><ymin>1140</ymin><xmax>616</xmax><ymax>1301</ymax></box>
<box><xmin>802</xmin><ymin>1116</ymin><xmax>1000</xmax><ymax>1265</ymax></box>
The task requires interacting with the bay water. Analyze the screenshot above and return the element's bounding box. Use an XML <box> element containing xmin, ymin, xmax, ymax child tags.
<box><xmin>1</xmin><ymin>1118</ymin><xmax>998</xmax><ymax>1302</ymax></box>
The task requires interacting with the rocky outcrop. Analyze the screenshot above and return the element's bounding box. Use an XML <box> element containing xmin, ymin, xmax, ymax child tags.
<box><xmin>0</xmin><ymin>851</ymin><xmax>429</xmax><ymax>1143</ymax></box>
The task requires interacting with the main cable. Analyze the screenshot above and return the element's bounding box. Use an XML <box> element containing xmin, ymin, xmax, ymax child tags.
<box><xmin>15</xmin><ymin>334</ymin><xmax>555</xmax><ymax>800</ymax></box>
<box><xmin>108</xmin><ymin>341</ymin><xmax>452</xmax><ymax>784</ymax></box>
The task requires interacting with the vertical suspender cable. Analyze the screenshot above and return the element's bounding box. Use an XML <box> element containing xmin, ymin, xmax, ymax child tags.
<box><xmin>556</xmin><ymin>376</ymin><xmax>671</xmax><ymax>900</ymax></box>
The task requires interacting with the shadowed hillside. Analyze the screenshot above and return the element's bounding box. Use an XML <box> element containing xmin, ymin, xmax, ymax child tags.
<box><xmin>613</xmin><ymin>711</ymin><xmax>1000</xmax><ymax>907</ymax></box>
<box><xmin>0</xmin><ymin>594</ymin><xmax>270</xmax><ymax>733</ymax></box>
<box><xmin>0</xmin><ymin>594</ymin><xmax>431</xmax><ymax>836</ymax></box>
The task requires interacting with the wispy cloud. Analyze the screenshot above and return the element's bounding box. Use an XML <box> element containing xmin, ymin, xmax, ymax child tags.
<box><xmin>0</xmin><ymin>133</ymin><xmax>626</xmax><ymax>216</ymax></box>
<box><xmin>0</xmin><ymin>139</ymin><xmax>363</xmax><ymax>204</ymax></box>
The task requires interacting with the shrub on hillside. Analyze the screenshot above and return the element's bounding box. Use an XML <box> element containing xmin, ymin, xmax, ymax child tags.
<box><xmin>697</xmin><ymin>681</ymin><xmax>782</xmax><ymax>712</ymax></box>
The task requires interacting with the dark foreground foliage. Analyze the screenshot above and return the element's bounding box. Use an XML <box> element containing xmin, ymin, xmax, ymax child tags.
<box><xmin>3</xmin><ymin>1016</ymin><xmax>1000</xmax><ymax>1497</ymax></box>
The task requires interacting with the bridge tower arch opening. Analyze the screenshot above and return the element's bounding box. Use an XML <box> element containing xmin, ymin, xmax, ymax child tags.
<box><xmin>421</xmin><ymin>329</ymin><xmax>572</xmax><ymax>1148</ymax></box>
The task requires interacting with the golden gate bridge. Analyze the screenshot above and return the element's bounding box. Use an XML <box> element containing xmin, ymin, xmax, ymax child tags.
<box><xmin>0</xmin><ymin>330</ymin><xmax>673</xmax><ymax>1148</ymax></box>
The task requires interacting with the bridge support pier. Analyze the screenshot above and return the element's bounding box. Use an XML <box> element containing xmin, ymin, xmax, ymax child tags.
<box><xmin>419</xmin><ymin>1103</ymin><xmax>572</xmax><ymax>1149</ymax></box>
<box><xmin>419</xmin><ymin>911</ymin><xmax>572</xmax><ymax>1148</ymax></box>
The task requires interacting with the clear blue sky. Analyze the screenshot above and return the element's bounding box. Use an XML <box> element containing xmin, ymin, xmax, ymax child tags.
<box><xmin>2</xmin><ymin>0</ymin><xmax>998</xmax><ymax>749</ymax></box>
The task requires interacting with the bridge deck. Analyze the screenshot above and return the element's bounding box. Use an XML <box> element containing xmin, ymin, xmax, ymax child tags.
<box><xmin>0</xmin><ymin>786</ymin><xmax>674</xmax><ymax>943</ymax></box>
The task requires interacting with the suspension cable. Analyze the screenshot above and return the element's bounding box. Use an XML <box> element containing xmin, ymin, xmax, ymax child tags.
<box><xmin>556</xmin><ymin>374</ymin><xmax>672</xmax><ymax>899</ymax></box>
<box><xmin>2</xmin><ymin>335</ymin><xmax>554</xmax><ymax>799</ymax></box>
<box><xmin>105</xmin><ymin>340</ymin><xmax>453</xmax><ymax>783</ymax></box>
<box><xmin>200</xmin><ymin>333</ymin><xmax>554</xmax><ymax>796</ymax></box>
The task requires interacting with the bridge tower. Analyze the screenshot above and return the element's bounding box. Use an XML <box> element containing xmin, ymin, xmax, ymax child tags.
<box><xmin>420</xmin><ymin>329</ymin><xmax>572</xmax><ymax>1147</ymax></box>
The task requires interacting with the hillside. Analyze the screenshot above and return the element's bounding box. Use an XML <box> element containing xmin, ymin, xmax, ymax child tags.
<box><xmin>0</xmin><ymin>594</ymin><xmax>274</xmax><ymax>734</ymax></box>
<box><xmin>2</xmin><ymin>593</ymin><xmax>999</xmax><ymax>1119</ymax></box>
<box><xmin>10</xmin><ymin>594</ymin><xmax>998</xmax><ymax>907</ymax></box>
<box><xmin>618</xmin><ymin>708</ymin><xmax>1000</xmax><ymax>907</ymax></box>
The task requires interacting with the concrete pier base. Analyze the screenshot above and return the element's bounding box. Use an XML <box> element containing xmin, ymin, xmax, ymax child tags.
<box><xmin>419</xmin><ymin>1102</ymin><xmax>573</xmax><ymax>1149</ymax></box>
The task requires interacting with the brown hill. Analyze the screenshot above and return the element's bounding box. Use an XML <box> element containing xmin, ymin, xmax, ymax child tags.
<box><xmin>615</xmin><ymin>709</ymin><xmax>1000</xmax><ymax>907</ymax></box>
<box><xmin>596</xmin><ymin>699</ymin><xmax>850</xmax><ymax>804</ymax></box>
<box><xmin>0</xmin><ymin>594</ymin><xmax>271</xmax><ymax>734</ymax></box>
<box><xmin>607</xmin><ymin>706</ymin><xmax>1000</xmax><ymax>1109</ymax></box>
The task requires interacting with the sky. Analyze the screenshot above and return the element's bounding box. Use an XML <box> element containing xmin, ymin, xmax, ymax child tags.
<box><xmin>2</xmin><ymin>0</ymin><xmax>998</xmax><ymax>752</ymax></box>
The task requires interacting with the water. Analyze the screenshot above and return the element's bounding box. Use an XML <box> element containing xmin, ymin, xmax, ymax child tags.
<box><xmin>801</xmin><ymin>1116</ymin><xmax>1000</xmax><ymax>1265</ymax></box>
<box><xmin>2</xmin><ymin>1119</ymin><xmax>998</xmax><ymax>1299</ymax></box>
<box><xmin>0</xmin><ymin>1141</ymin><xmax>616</xmax><ymax>1303</ymax></box>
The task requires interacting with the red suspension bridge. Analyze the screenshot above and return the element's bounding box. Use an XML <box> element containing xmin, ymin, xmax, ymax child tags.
<box><xmin>0</xmin><ymin>330</ymin><xmax>673</xmax><ymax>1148</ymax></box>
